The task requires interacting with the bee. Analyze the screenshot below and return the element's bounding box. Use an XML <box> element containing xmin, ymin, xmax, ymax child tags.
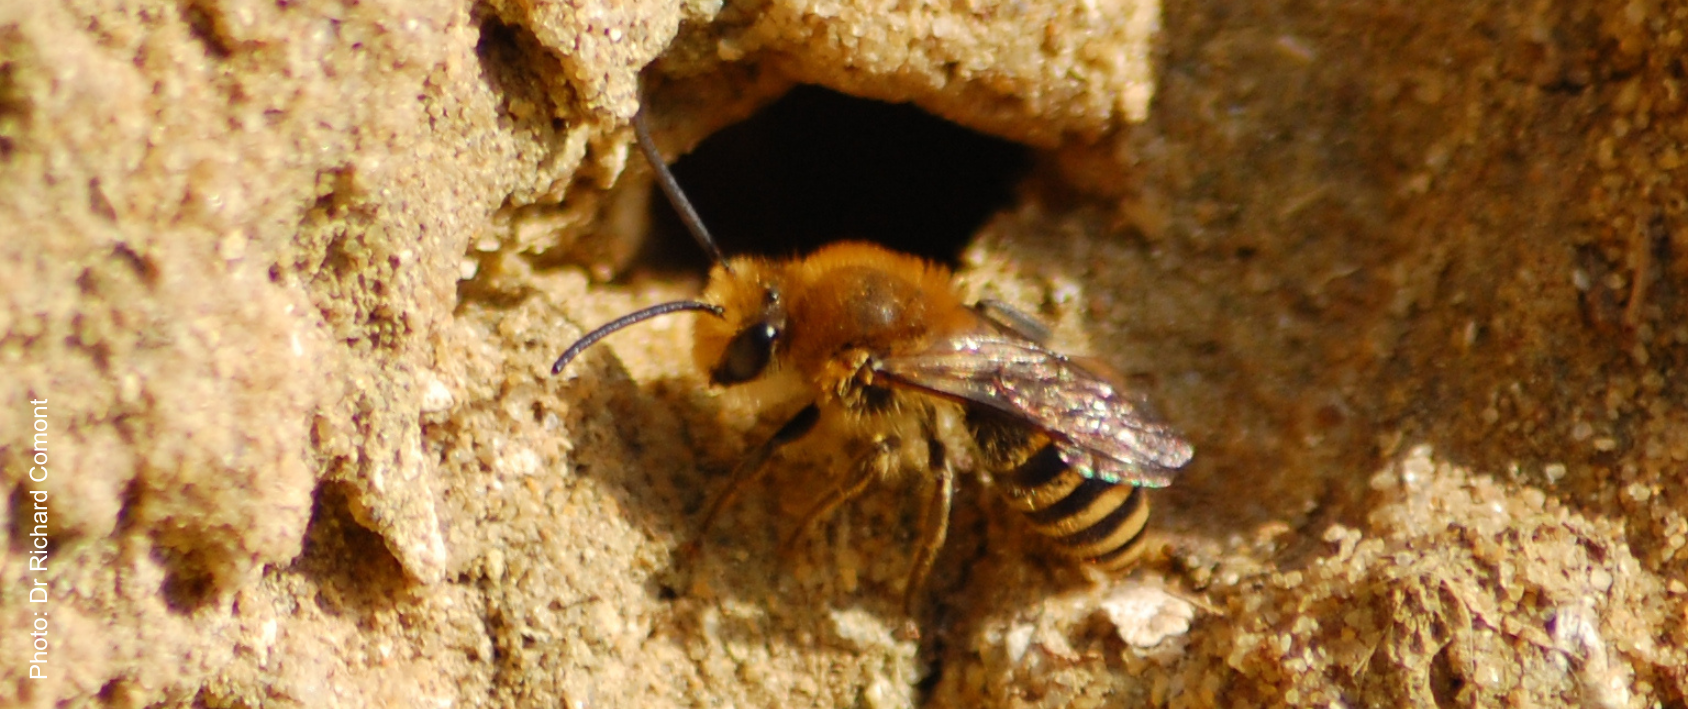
<box><xmin>553</xmin><ymin>107</ymin><xmax>1193</xmax><ymax>615</ymax></box>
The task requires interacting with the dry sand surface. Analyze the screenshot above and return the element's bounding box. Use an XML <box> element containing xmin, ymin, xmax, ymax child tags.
<box><xmin>2</xmin><ymin>0</ymin><xmax>1686</xmax><ymax>706</ymax></box>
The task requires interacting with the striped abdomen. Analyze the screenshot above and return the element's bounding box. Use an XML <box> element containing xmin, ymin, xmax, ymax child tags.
<box><xmin>997</xmin><ymin>445</ymin><xmax>1151</xmax><ymax>571</ymax></box>
<box><xmin>968</xmin><ymin>411</ymin><xmax>1153</xmax><ymax>571</ymax></box>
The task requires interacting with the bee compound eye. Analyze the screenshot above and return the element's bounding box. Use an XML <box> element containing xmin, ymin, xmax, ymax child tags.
<box><xmin>713</xmin><ymin>322</ymin><xmax>779</xmax><ymax>385</ymax></box>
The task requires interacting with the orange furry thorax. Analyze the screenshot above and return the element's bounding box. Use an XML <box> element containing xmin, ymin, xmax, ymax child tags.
<box><xmin>692</xmin><ymin>241</ymin><xmax>974</xmax><ymax>387</ymax></box>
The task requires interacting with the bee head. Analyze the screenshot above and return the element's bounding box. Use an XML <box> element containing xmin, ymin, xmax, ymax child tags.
<box><xmin>694</xmin><ymin>258</ymin><xmax>788</xmax><ymax>386</ymax></box>
<box><xmin>548</xmin><ymin>257</ymin><xmax>788</xmax><ymax>386</ymax></box>
<box><xmin>552</xmin><ymin>105</ymin><xmax>785</xmax><ymax>386</ymax></box>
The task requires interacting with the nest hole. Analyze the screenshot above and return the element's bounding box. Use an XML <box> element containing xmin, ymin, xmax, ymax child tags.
<box><xmin>641</xmin><ymin>85</ymin><xmax>1031</xmax><ymax>271</ymax></box>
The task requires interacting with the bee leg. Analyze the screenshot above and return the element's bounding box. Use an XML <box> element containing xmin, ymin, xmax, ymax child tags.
<box><xmin>778</xmin><ymin>436</ymin><xmax>897</xmax><ymax>557</ymax></box>
<box><xmin>902</xmin><ymin>440</ymin><xmax>955</xmax><ymax>618</ymax></box>
<box><xmin>687</xmin><ymin>403</ymin><xmax>820</xmax><ymax>555</ymax></box>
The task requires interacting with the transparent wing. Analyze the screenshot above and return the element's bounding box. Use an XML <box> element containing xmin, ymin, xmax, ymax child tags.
<box><xmin>875</xmin><ymin>333</ymin><xmax>1193</xmax><ymax>487</ymax></box>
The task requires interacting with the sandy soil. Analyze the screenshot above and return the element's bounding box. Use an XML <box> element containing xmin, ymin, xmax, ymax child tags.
<box><xmin>1</xmin><ymin>0</ymin><xmax>1684</xmax><ymax>706</ymax></box>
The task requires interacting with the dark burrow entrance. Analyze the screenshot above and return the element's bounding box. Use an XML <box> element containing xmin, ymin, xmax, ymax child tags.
<box><xmin>638</xmin><ymin>84</ymin><xmax>1032</xmax><ymax>272</ymax></box>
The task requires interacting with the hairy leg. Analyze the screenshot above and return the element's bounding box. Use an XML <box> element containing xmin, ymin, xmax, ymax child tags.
<box><xmin>779</xmin><ymin>436</ymin><xmax>897</xmax><ymax>555</ymax></box>
<box><xmin>902</xmin><ymin>440</ymin><xmax>955</xmax><ymax>616</ymax></box>
<box><xmin>688</xmin><ymin>404</ymin><xmax>820</xmax><ymax>553</ymax></box>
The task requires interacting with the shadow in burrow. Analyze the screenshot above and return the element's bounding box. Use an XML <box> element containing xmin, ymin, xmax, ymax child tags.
<box><xmin>287</xmin><ymin>480</ymin><xmax>419</xmax><ymax>622</ymax></box>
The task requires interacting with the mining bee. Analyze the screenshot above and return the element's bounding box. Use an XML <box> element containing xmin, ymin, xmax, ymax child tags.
<box><xmin>553</xmin><ymin>106</ymin><xmax>1193</xmax><ymax>616</ymax></box>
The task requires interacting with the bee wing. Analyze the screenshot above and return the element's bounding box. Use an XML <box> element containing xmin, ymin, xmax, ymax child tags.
<box><xmin>875</xmin><ymin>335</ymin><xmax>1193</xmax><ymax>487</ymax></box>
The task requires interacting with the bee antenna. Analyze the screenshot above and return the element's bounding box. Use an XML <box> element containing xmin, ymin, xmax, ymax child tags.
<box><xmin>633</xmin><ymin>108</ymin><xmax>734</xmax><ymax>273</ymax></box>
<box><xmin>552</xmin><ymin>300</ymin><xmax>725</xmax><ymax>374</ymax></box>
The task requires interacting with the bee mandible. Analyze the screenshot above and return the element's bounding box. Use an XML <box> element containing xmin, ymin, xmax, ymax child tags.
<box><xmin>553</xmin><ymin>105</ymin><xmax>1194</xmax><ymax>615</ymax></box>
